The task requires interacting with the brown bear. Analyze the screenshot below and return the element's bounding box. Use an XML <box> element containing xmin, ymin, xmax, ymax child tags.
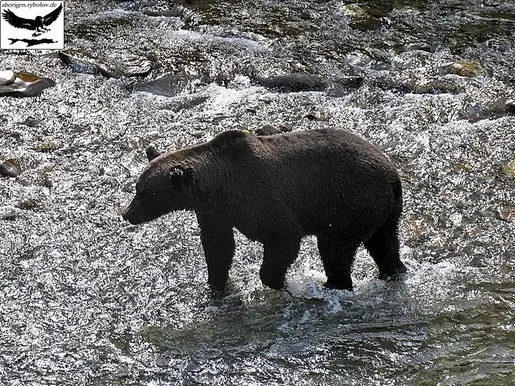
<box><xmin>122</xmin><ymin>129</ymin><xmax>406</xmax><ymax>291</ymax></box>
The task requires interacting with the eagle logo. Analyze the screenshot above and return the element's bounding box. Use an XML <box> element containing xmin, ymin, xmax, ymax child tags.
<box><xmin>2</xmin><ymin>4</ymin><xmax>63</xmax><ymax>37</ymax></box>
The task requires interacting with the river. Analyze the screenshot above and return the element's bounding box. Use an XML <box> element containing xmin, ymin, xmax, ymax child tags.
<box><xmin>0</xmin><ymin>0</ymin><xmax>514</xmax><ymax>384</ymax></box>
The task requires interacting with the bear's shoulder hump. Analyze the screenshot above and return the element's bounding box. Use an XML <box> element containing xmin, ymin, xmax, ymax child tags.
<box><xmin>210</xmin><ymin>130</ymin><xmax>252</xmax><ymax>146</ymax></box>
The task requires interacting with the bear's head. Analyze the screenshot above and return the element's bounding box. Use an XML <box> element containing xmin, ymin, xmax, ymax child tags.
<box><xmin>122</xmin><ymin>146</ymin><xmax>194</xmax><ymax>225</ymax></box>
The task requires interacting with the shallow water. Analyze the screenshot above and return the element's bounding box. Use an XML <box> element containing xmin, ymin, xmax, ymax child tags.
<box><xmin>0</xmin><ymin>0</ymin><xmax>514</xmax><ymax>385</ymax></box>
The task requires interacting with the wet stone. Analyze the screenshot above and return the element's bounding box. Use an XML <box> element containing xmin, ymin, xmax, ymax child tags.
<box><xmin>0</xmin><ymin>70</ymin><xmax>16</xmax><ymax>85</ymax></box>
<box><xmin>0</xmin><ymin>159</ymin><xmax>21</xmax><ymax>177</ymax></box>
<box><xmin>0</xmin><ymin>72</ymin><xmax>55</xmax><ymax>97</ymax></box>
<box><xmin>413</xmin><ymin>79</ymin><xmax>460</xmax><ymax>94</ymax></box>
<box><xmin>497</xmin><ymin>206</ymin><xmax>515</xmax><ymax>222</ymax></box>
<box><xmin>461</xmin><ymin>96</ymin><xmax>510</xmax><ymax>122</ymax></box>
<box><xmin>277</xmin><ymin>123</ymin><xmax>293</xmax><ymax>132</ymax></box>
<box><xmin>20</xmin><ymin>116</ymin><xmax>40</xmax><ymax>127</ymax></box>
<box><xmin>59</xmin><ymin>50</ymin><xmax>111</xmax><ymax>77</ymax></box>
<box><xmin>255</xmin><ymin>124</ymin><xmax>280</xmax><ymax>136</ymax></box>
<box><xmin>255</xmin><ymin>74</ymin><xmax>328</xmax><ymax>93</ymax></box>
<box><xmin>442</xmin><ymin>61</ymin><xmax>481</xmax><ymax>77</ymax></box>
<box><xmin>339</xmin><ymin>4</ymin><xmax>383</xmax><ymax>31</ymax></box>
<box><xmin>404</xmin><ymin>42</ymin><xmax>436</xmax><ymax>53</ymax></box>
<box><xmin>504</xmin><ymin>99</ymin><xmax>515</xmax><ymax>114</ymax></box>
<box><xmin>326</xmin><ymin>76</ymin><xmax>364</xmax><ymax>97</ymax></box>
<box><xmin>59</xmin><ymin>50</ymin><xmax>152</xmax><ymax>78</ymax></box>
<box><xmin>161</xmin><ymin>95</ymin><xmax>209</xmax><ymax>112</ymax></box>
<box><xmin>503</xmin><ymin>159</ymin><xmax>515</xmax><ymax>177</ymax></box>
<box><xmin>132</xmin><ymin>72</ymin><xmax>191</xmax><ymax>97</ymax></box>
<box><xmin>36</xmin><ymin>141</ymin><xmax>59</xmax><ymax>152</ymax></box>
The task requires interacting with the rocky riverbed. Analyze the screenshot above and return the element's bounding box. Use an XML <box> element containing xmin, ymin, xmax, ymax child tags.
<box><xmin>0</xmin><ymin>0</ymin><xmax>514</xmax><ymax>384</ymax></box>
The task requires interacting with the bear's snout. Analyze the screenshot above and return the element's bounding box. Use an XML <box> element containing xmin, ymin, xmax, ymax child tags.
<box><xmin>121</xmin><ymin>198</ymin><xmax>144</xmax><ymax>225</ymax></box>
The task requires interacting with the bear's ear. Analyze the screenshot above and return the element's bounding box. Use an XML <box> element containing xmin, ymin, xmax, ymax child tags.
<box><xmin>169</xmin><ymin>166</ymin><xmax>193</xmax><ymax>188</ymax></box>
<box><xmin>146</xmin><ymin>146</ymin><xmax>161</xmax><ymax>162</ymax></box>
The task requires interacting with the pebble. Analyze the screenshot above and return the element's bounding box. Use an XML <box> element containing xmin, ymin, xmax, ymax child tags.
<box><xmin>0</xmin><ymin>70</ymin><xmax>16</xmax><ymax>85</ymax></box>
<box><xmin>0</xmin><ymin>71</ymin><xmax>55</xmax><ymax>97</ymax></box>
<box><xmin>503</xmin><ymin>159</ymin><xmax>515</xmax><ymax>177</ymax></box>
<box><xmin>497</xmin><ymin>206</ymin><xmax>515</xmax><ymax>222</ymax></box>
<box><xmin>254</xmin><ymin>74</ymin><xmax>328</xmax><ymax>93</ymax></box>
<box><xmin>413</xmin><ymin>79</ymin><xmax>460</xmax><ymax>94</ymax></box>
<box><xmin>0</xmin><ymin>159</ymin><xmax>21</xmax><ymax>177</ymax></box>
<box><xmin>255</xmin><ymin>125</ymin><xmax>280</xmax><ymax>136</ymax></box>
<box><xmin>442</xmin><ymin>61</ymin><xmax>481</xmax><ymax>77</ymax></box>
<box><xmin>132</xmin><ymin>73</ymin><xmax>190</xmax><ymax>97</ymax></box>
<box><xmin>59</xmin><ymin>50</ymin><xmax>152</xmax><ymax>78</ymax></box>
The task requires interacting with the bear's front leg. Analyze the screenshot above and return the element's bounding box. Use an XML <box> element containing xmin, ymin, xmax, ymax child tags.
<box><xmin>260</xmin><ymin>238</ymin><xmax>301</xmax><ymax>290</ymax></box>
<box><xmin>196</xmin><ymin>213</ymin><xmax>235</xmax><ymax>290</ymax></box>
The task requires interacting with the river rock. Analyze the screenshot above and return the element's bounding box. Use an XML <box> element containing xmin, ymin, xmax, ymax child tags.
<box><xmin>442</xmin><ymin>61</ymin><xmax>481</xmax><ymax>77</ymax></box>
<box><xmin>132</xmin><ymin>72</ymin><xmax>191</xmax><ymax>97</ymax></box>
<box><xmin>255</xmin><ymin>74</ymin><xmax>328</xmax><ymax>93</ymax></box>
<box><xmin>326</xmin><ymin>76</ymin><xmax>364</xmax><ymax>97</ymax></box>
<box><xmin>404</xmin><ymin>42</ymin><xmax>436</xmax><ymax>53</ymax></box>
<box><xmin>59</xmin><ymin>50</ymin><xmax>152</xmax><ymax>78</ymax></box>
<box><xmin>503</xmin><ymin>159</ymin><xmax>515</xmax><ymax>177</ymax></box>
<box><xmin>255</xmin><ymin>124</ymin><xmax>280</xmax><ymax>136</ymax></box>
<box><xmin>413</xmin><ymin>79</ymin><xmax>460</xmax><ymax>94</ymax></box>
<box><xmin>0</xmin><ymin>70</ymin><xmax>16</xmax><ymax>85</ymax></box>
<box><xmin>497</xmin><ymin>206</ymin><xmax>515</xmax><ymax>222</ymax></box>
<box><xmin>0</xmin><ymin>72</ymin><xmax>55</xmax><ymax>97</ymax></box>
<box><xmin>504</xmin><ymin>99</ymin><xmax>515</xmax><ymax>114</ymax></box>
<box><xmin>339</xmin><ymin>4</ymin><xmax>382</xmax><ymax>31</ymax></box>
<box><xmin>59</xmin><ymin>50</ymin><xmax>115</xmax><ymax>77</ymax></box>
<box><xmin>255</xmin><ymin>123</ymin><xmax>293</xmax><ymax>136</ymax></box>
<box><xmin>0</xmin><ymin>159</ymin><xmax>21</xmax><ymax>177</ymax></box>
<box><xmin>36</xmin><ymin>140</ymin><xmax>59</xmax><ymax>152</ymax></box>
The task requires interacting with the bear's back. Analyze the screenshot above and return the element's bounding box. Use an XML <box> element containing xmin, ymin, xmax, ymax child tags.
<box><xmin>256</xmin><ymin>129</ymin><xmax>394</xmax><ymax>172</ymax></box>
<box><xmin>209</xmin><ymin>129</ymin><xmax>397</xmax><ymax>181</ymax></box>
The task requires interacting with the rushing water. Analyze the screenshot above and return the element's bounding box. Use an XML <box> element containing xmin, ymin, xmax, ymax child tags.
<box><xmin>1</xmin><ymin>0</ymin><xmax>514</xmax><ymax>385</ymax></box>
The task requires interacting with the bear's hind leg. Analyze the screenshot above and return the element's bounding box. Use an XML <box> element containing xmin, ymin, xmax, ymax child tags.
<box><xmin>363</xmin><ymin>217</ymin><xmax>406</xmax><ymax>279</ymax></box>
<box><xmin>317</xmin><ymin>233</ymin><xmax>359</xmax><ymax>291</ymax></box>
<box><xmin>260</xmin><ymin>237</ymin><xmax>301</xmax><ymax>290</ymax></box>
<box><xmin>197</xmin><ymin>213</ymin><xmax>235</xmax><ymax>290</ymax></box>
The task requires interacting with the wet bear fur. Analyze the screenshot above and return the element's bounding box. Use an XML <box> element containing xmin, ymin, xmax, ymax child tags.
<box><xmin>122</xmin><ymin>129</ymin><xmax>406</xmax><ymax>291</ymax></box>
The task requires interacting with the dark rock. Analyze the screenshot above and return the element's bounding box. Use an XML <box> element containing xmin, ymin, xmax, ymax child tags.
<box><xmin>0</xmin><ymin>159</ymin><xmax>21</xmax><ymax>177</ymax></box>
<box><xmin>405</xmin><ymin>42</ymin><xmax>436</xmax><ymax>53</ymax></box>
<box><xmin>277</xmin><ymin>123</ymin><xmax>292</xmax><ymax>132</ymax></box>
<box><xmin>497</xmin><ymin>206</ymin><xmax>515</xmax><ymax>222</ymax></box>
<box><xmin>255</xmin><ymin>125</ymin><xmax>280</xmax><ymax>136</ymax></box>
<box><xmin>340</xmin><ymin>4</ymin><xmax>383</xmax><ymax>31</ymax></box>
<box><xmin>461</xmin><ymin>97</ymin><xmax>513</xmax><ymax>122</ymax></box>
<box><xmin>59</xmin><ymin>50</ymin><xmax>152</xmax><ymax>78</ymax></box>
<box><xmin>20</xmin><ymin>116</ymin><xmax>40</xmax><ymax>127</ymax></box>
<box><xmin>326</xmin><ymin>76</ymin><xmax>364</xmax><ymax>97</ymax></box>
<box><xmin>503</xmin><ymin>159</ymin><xmax>515</xmax><ymax>177</ymax></box>
<box><xmin>161</xmin><ymin>95</ymin><xmax>209</xmax><ymax>112</ymax></box>
<box><xmin>133</xmin><ymin>72</ymin><xmax>191</xmax><ymax>97</ymax></box>
<box><xmin>59</xmin><ymin>50</ymin><xmax>113</xmax><ymax>77</ymax></box>
<box><xmin>413</xmin><ymin>79</ymin><xmax>460</xmax><ymax>94</ymax></box>
<box><xmin>441</xmin><ymin>61</ymin><xmax>481</xmax><ymax>77</ymax></box>
<box><xmin>0</xmin><ymin>72</ymin><xmax>55</xmax><ymax>97</ymax></box>
<box><xmin>255</xmin><ymin>74</ymin><xmax>328</xmax><ymax>93</ymax></box>
<box><xmin>505</xmin><ymin>99</ymin><xmax>515</xmax><ymax>114</ymax></box>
